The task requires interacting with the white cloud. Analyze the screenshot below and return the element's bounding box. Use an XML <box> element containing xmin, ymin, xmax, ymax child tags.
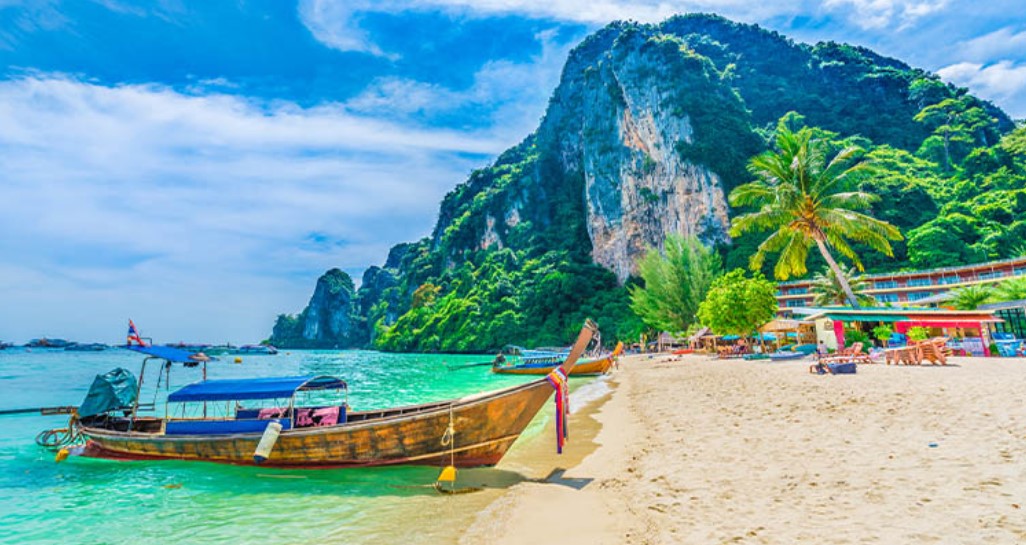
<box><xmin>957</xmin><ymin>26</ymin><xmax>1026</xmax><ymax>63</ymax></box>
<box><xmin>937</xmin><ymin>60</ymin><xmax>1026</xmax><ymax>117</ymax></box>
<box><xmin>297</xmin><ymin>0</ymin><xmax>797</xmax><ymax>56</ymax></box>
<box><xmin>821</xmin><ymin>0</ymin><xmax>948</xmax><ymax>29</ymax></box>
<box><xmin>345</xmin><ymin>28</ymin><xmax>571</xmax><ymax>134</ymax></box>
<box><xmin>0</xmin><ymin>74</ymin><xmax>522</xmax><ymax>343</ymax></box>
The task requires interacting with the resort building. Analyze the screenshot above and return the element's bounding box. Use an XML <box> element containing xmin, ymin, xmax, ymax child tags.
<box><xmin>776</xmin><ymin>256</ymin><xmax>1026</xmax><ymax>311</ymax></box>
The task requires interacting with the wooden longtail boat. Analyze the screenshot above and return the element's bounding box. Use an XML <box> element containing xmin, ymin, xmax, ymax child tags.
<box><xmin>71</xmin><ymin>321</ymin><xmax>598</xmax><ymax>468</ymax></box>
<box><xmin>492</xmin><ymin>342</ymin><xmax>623</xmax><ymax>376</ymax></box>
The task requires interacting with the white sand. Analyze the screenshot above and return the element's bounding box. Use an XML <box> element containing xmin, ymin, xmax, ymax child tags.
<box><xmin>462</xmin><ymin>354</ymin><xmax>1026</xmax><ymax>544</ymax></box>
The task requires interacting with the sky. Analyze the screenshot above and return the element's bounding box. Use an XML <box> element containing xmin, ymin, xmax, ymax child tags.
<box><xmin>1</xmin><ymin>0</ymin><xmax>1024</xmax><ymax>344</ymax></box>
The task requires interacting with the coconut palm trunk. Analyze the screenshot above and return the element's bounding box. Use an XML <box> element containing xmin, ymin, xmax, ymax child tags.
<box><xmin>813</xmin><ymin>235</ymin><xmax>861</xmax><ymax>308</ymax></box>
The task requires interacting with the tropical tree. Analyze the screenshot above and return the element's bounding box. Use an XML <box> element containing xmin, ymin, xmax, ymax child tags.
<box><xmin>914</xmin><ymin>97</ymin><xmax>998</xmax><ymax>171</ymax></box>
<box><xmin>948</xmin><ymin>284</ymin><xmax>994</xmax><ymax>310</ymax></box>
<box><xmin>697</xmin><ymin>269</ymin><xmax>778</xmax><ymax>339</ymax></box>
<box><xmin>629</xmin><ymin>235</ymin><xmax>722</xmax><ymax>334</ymax></box>
<box><xmin>729</xmin><ymin>125</ymin><xmax>903</xmax><ymax>308</ymax></box>
<box><xmin>809</xmin><ymin>265</ymin><xmax>876</xmax><ymax>306</ymax></box>
<box><xmin>992</xmin><ymin>277</ymin><xmax>1026</xmax><ymax>302</ymax></box>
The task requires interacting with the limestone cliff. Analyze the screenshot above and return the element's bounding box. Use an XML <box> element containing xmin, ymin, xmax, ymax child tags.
<box><xmin>273</xmin><ymin>13</ymin><xmax>1014</xmax><ymax>352</ymax></box>
<box><xmin>270</xmin><ymin>268</ymin><xmax>364</xmax><ymax>348</ymax></box>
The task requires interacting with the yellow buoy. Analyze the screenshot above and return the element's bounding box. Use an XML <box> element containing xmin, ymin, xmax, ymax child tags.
<box><xmin>55</xmin><ymin>448</ymin><xmax>69</xmax><ymax>463</ymax></box>
<box><xmin>437</xmin><ymin>465</ymin><xmax>457</xmax><ymax>483</ymax></box>
<box><xmin>234</xmin><ymin>357</ymin><xmax>242</xmax><ymax>364</ymax></box>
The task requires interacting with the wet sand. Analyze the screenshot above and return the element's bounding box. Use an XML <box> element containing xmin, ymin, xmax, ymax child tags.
<box><xmin>462</xmin><ymin>354</ymin><xmax>1026</xmax><ymax>544</ymax></box>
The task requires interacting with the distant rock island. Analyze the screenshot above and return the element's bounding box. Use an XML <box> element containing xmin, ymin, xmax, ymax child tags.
<box><xmin>271</xmin><ymin>13</ymin><xmax>1021</xmax><ymax>352</ymax></box>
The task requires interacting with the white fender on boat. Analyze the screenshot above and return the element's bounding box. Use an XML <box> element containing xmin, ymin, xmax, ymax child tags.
<box><xmin>253</xmin><ymin>421</ymin><xmax>283</xmax><ymax>464</ymax></box>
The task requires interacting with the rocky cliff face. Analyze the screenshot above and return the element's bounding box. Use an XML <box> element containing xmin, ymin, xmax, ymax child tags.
<box><xmin>270</xmin><ymin>268</ymin><xmax>364</xmax><ymax>348</ymax></box>
<box><xmin>273</xmin><ymin>13</ymin><xmax>1014</xmax><ymax>352</ymax></box>
<box><xmin>538</xmin><ymin>27</ymin><xmax>754</xmax><ymax>281</ymax></box>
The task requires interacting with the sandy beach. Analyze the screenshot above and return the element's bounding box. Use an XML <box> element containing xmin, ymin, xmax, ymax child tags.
<box><xmin>463</xmin><ymin>354</ymin><xmax>1026</xmax><ymax>544</ymax></box>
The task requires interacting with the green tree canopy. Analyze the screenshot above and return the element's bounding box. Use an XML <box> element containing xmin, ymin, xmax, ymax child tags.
<box><xmin>809</xmin><ymin>265</ymin><xmax>875</xmax><ymax>306</ymax></box>
<box><xmin>729</xmin><ymin>125</ymin><xmax>903</xmax><ymax>307</ymax></box>
<box><xmin>914</xmin><ymin>97</ymin><xmax>1000</xmax><ymax>171</ymax></box>
<box><xmin>629</xmin><ymin>235</ymin><xmax>722</xmax><ymax>334</ymax></box>
<box><xmin>992</xmin><ymin>277</ymin><xmax>1026</xmax><ymax>303</ymax></box>
<box><xmin>697</xmin><ymin>269</ymin><xmax>778</xmax><ymax>337</ymax></box>
<box><xmin>948</xmin><ymin>284</ymin><xmax>994</xmax><ymax>310</ymax></box>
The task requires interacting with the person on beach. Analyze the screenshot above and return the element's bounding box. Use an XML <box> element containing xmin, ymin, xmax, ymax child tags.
<box><xmin>816</xmin><ymin>341</ymin><xmax>828</xmax><ymax>360</ymax></box>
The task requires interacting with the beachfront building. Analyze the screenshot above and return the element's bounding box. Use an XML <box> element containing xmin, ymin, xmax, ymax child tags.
<box><xmin>979</xmin><ymin>299</ymin><xmax>1026</xmax><ymax>339</ymax></box>
<box><xmin>776</xmin><ymin>256</ymin><xmax>1026</xmax><ymax>311</ymax></box>
<box><xmin>794</xmin><ymin>307</ymin><xmax>1002</xmax><ymax>356</ymax></box>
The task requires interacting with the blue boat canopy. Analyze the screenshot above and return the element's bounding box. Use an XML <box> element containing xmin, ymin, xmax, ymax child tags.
<box><xmin>168</xmin><ymin>375</ymin><xmax>347</xmax><ymax>402</ymax></box>
<box><xmin>125</xmin><ymin>344</ymin><xmax>207</xmax><ymax>363</ymax></box>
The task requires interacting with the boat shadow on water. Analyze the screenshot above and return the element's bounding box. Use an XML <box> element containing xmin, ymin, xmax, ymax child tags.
<box><xmin>58</xmin><ymin>455</ymin><xmax>592</xmax><ymax>497</ymax></box>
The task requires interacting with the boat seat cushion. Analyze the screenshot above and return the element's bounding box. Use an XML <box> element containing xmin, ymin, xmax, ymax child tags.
<box><xmin>236</xmin><ymin>406</ymin><xmax>345</xmax><ymax>427</ymax></box>
<box><xmin>165</xmin><ymin>418</ymin><xmax>292</xmax><ymax>436</ymax></box>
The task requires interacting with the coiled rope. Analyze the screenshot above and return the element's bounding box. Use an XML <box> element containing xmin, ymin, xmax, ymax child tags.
<box><xmin>35</xmin><ymin>413</ymin><xmax>81</xmax><ymax>449</ymax></box>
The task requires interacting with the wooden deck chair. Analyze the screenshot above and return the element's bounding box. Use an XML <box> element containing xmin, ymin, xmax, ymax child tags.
<box><xmin>821</xmin><ymin>342</ymin><xmax>864</xmax><ymax>364</ymax></box>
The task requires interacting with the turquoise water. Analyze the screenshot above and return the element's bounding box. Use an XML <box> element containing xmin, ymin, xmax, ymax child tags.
<box><xmin>0</xmin><ymin>349</ymin><xmax>543</xmax><ymax>545</ymax></box>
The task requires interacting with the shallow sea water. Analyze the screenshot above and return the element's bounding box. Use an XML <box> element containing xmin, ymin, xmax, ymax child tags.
<box><xmin>0</xmin><ymin>349</ymin><xmax>551</xmax><ymax>545</ymax></box>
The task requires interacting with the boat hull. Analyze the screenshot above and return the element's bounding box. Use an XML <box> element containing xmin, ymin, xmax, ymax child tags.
<box><xmin>492</xmin><ymin>354</ymin><xmax>615</xmax><ymax>376</ymax></box>
<box><xmin>78</xmin><ymin>379</ymin><xmax>554</xmax><ymax>469</ymax></box>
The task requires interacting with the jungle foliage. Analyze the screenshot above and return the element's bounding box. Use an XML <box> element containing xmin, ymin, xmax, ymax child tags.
<box><xmin>629</xmin><ymin>236</ymin><xmax>722</xmax><ymax>335</ymax></box>
<box><xmin>697</xmin><ymin>269</ymin><xmax>779</xmax><ymax>337</ymax></box>
<box><xmin>274</xmin><ymin>15</ymin><xmax>1025</xmax><ymax>352</ymax></box>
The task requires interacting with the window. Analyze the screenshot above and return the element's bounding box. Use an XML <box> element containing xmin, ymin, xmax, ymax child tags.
<box><xmin>875</xmin><ymin>280</ymin><xmax>898</xmax><ymax>289</ymax></box>
<box><xmin>789</xmin><ymin>299</ymin><xmax>807</xmax><ymax>307</ymax></box>
<box><xmin>907</xmin><ymin>277</ymin><xmax>932</xmax><ymax>287</ymax></box>
<box><xmin>1014</xmin><ymin>268</ymin><xmax>1026</xmax><ymax>276</ymax></box>
<box><xmin>979</xmin><ymin>271</ymin><xmax>1005</xmax><ymax>280</ymax></box>
<box><xmin>938</xmin><ymin>276</ymin><xmax>962</xmax><ymax>285</ymax></box>
<box><xmin>907</xmin><ymin>291</ymin><xmax>933</xmax><ymax>301</ymax></box>
<box><xmin>788</xmin><ymin>287</ymin><xmax>808</xmax><ymax>295</ymax></box>
<box><xmin>875</xmin><ymin>293</ymin><xmax>899</xmax><ymax>303</ymax></box>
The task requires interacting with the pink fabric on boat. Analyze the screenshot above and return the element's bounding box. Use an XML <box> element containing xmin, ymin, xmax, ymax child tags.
<box><xmin>312</xmin><ymin>406</ymin><xmax>340</xmax><ymax>426</ymax></box>
<box><xmin>257</xmin><ymin>408</ymin><xmax>286</xmax><ymax>419</ymax></box>
<box><xmin>294</xmin><ymin>408</ymin><xmax>315</xmax><ymax>427</ymax></box>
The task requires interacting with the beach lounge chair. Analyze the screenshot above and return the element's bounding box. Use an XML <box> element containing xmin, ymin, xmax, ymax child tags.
<box><xmin>884</xmin><ymin>343</ymin><xmax>929</xmax><ymax>365</ymax></box>
<box><xmin>917</xmin><ymin>338</ymin><xmax>950</xmax><ymax>365</ymax></box>
<box><xmin>821</xmin><ymin>342</ymin><xmax>875</xmax><ymax>364</ymax></box>
<box><xmin>809</xmin><ymin>361</ymin><xmax>857</xmax><ymax>374</ymax></box>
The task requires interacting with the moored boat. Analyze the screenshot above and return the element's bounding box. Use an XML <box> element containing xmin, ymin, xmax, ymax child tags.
<box><xmin>231</xmin><ymin>344</ymin><xmax>278</xmax><ymax>355</ymax></box>
<box><xmin>65</xmin><ymin>343</ymin><xmax>108</xmax><ymax>352</ymax></box>
<box><xmin>62</xmin><ymin>321</ymin><xmax>599</xmax><ymax>468</ymax></box>
<box><xmin>492</xmin><ymin>342</ymin><xmax>623</xmax><ymax>376</ymax></box>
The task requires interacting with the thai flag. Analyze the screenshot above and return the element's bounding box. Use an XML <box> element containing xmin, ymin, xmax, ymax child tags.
<box><xmin>127</xmin><ymin>320</ymin><xmax>147</xmax><ymax>346</ymax></box>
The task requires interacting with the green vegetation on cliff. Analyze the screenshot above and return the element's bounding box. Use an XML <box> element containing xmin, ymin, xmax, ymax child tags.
<box><xmin>273</xmin><ymin>14</ymin><xmax>1025</xmax><ymax>352</ymax></box>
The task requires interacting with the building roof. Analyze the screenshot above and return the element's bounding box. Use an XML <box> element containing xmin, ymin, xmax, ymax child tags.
<box><xmin>979</xmin><ymin>299</ymin><xmax>1026</xmax><ymax>311</ymax></box>
<box><xmin>777</xmin><ymin>256</ymin><xmax>1026</xmax><ymax>287</ymax></box>
<box><xmin>796</xmin><ymin>306</ymin><xmax>999</xmax><ymax>323</ymax></box>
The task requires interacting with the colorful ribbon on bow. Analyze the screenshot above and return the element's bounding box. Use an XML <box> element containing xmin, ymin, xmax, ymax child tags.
<box><xmin>545</xmin><ymin>367</ymin><xmax>569</xmax><ymax>454</ymax></box>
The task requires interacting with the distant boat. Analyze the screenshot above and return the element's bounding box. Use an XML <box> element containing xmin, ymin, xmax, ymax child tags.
<box><xmin>61</xmin><ymin>321</ymin><xmax>599</xmax><ymax>468</ymax></box>
<box><xmin>492</xmin><ymin>342</ymin><xmax>622</xmax><ymax>376</ymax></box>
<box><xmin>231</xmin><ymin>344</ymin><xmax>278</xmax><ymax>355</ymax></box>
<box><xmin>65</xmin><ymin>343</ymin><xmax>108</xmax><ymax>352</ymax></box>
<box><xmin>0</xmin><ymin>341</ymin><xmax>12</xmax><ymax>350</ymax></box>
<box><xmin>25</xmin><ymin>338</ymin><xmax>74</xmax><ymax>349</ymax></box>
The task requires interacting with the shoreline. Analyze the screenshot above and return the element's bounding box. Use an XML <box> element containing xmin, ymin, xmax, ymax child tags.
<box><xmin>462</xmin><ymin>353</ymin><xmax>1026</xmax><ymax>544</ymax></box>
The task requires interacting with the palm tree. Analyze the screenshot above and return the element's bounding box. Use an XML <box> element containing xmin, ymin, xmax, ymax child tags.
<box><xmin>992</xmin><ymin>277</ymin><xmax>1026</xmax><ymax>302</ymax></box>
<box><xmin>809</xmin><ymin>266</ymin><xmax>876</xmax><ymax>306</ymax></box>
<box><xmin>948</xmin><ymin>284</ymin><xmax>994</xmax><ymax>310</ymax></box>
<box><xmin>729</xmin><ymin>126</ymin><xmax>903</xmax><ymax>308</ymax></box>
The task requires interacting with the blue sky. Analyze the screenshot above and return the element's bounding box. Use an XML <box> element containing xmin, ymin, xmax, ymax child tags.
<box><xmin>1</xmin><ymin>0</ymin><xmax>1024</xmax><ymax>344</ymax></box>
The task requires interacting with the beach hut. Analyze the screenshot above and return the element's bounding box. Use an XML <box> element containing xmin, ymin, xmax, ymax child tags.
<box><xmin>760</xmin><ymin>319</ymin><xmax>816</xmax><ymax>347</ymax></box>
